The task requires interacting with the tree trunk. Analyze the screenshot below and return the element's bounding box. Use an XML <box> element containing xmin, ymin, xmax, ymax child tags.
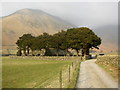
<box><xmin>17</xmin><ymin>49</ymin><xmax>22</xmax><ymax>56</ymax></box>
<box><xmin>27</xmin><ymin>47</ymin><xmax>30</xmax><ymax>55</ymax></box>
<box><xmin>66</xmin><ymin>49</ymin><xmax>70</xmax><ymax>56</ymax></box>
<box><xmin>82</xmin><ymin>48</ymin><xmax>89</xmax><ymax>56</ymax></box>
<box><xmin>20</xmin><ymin>49</ymin><xmax>22</xmax><ymax>56</ymax></box>
<box><xmin>44</xmin><ymin>48</ymin><xmax>52</xmax><ymax>56</ymax></box>
<box><xmin>56</xmin><ymin>48</ymin><xmax>59</xmax><ymax>56</ymax></box>
<box><xmin>86</xmin><ymin>48</ymin><xmax>89</xmax><ymax>55</ymax></box>
<box><xmin>76</xmin><ymin>49</ymin><xmax>79</xmax><ymax>56</ymax></box>
<box><xmin>81</xmin><ymin>49</ymin><xmax>84</xmax><ymax>56</ymax></box>
<box><xmin>23</xmin><ymin>48</ymin><xmax>27</xmax><ymax>56</ymax></box>
<box><xmin>31</xmin><ymin>49</ymin><xmax>35</xmax><ymax>56</ymax></box>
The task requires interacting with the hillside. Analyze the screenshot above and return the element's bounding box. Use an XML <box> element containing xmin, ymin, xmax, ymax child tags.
<box><xmin>1</xmin><ymin>9</ymin><xmax>73</xmax><ymax>49</ymax></box>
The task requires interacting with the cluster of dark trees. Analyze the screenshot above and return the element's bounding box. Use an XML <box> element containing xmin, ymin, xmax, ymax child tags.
<box><xmin>16</xmin><ymin>27</ymin><xmax>101</xmax><ymax>56</ymax></box>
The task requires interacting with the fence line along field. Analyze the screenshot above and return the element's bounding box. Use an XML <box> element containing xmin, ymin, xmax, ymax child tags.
<box><xmin>2</xmin><ymin>56</ymin><xmax>81</xmax><ymax>88</ymax></box>
<box><xmin>96</xmin><ymin>55</ymin><xmax>119</xmax><ymax>81</ymax></box>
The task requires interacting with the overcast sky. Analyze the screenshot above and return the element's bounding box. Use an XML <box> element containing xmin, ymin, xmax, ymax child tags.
<box><xmin>1</xmin><ymin>2</ymin><xmax>118</xmax><ymax>28</ymax></box>
<box><xmin>1</xmin><ymin>1</ymin><xmax>118</xmax><ymax>50</ymax></box>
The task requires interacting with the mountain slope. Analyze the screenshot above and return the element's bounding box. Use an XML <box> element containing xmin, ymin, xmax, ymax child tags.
<box><xmin>93</xmin><ymin>25</ymin><xmax>118</xmax><ymax>53</ymax></box>
<box><xmin>1</xmin><ymin>9</ymin><xmax>73</xmax><ymax>48</ymax></box>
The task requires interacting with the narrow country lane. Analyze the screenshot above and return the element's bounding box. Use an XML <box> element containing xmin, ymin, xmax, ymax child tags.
<box><xmin>76</xmin><ymin>59</ymin><xmax>118</xmax><ymax>88</ymax></box>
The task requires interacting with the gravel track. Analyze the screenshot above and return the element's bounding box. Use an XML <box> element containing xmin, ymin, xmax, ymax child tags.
<box><xmin>76</xmin><ymin>59</ymin><xmax>118</xmax><ymax>88</ymax></box>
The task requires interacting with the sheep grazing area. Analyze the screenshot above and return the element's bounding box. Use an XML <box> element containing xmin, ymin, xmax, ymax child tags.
<box><xmin>2</xmin><ymin>56</ymin><xmax>81</xmax><ymax>88</ymax></box>
<box><xmin>96</xmin><ymin>54</ymin><xmax>119</xmax><ymax>81</ymax></box>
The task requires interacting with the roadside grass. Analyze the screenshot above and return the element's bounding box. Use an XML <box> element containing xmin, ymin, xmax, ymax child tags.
<box><xmin>96</xmin><ymin>55</ymin><xmax>119</xmax><ymax>82</ymax></box>
<box><xmin>2</xmin><ymin>56</ymin><xmax>81</xmax><ymax>88</ymax></box>
<box><xmin>67</xmin><ymin>61</ymin><xmax>80</xmax><ymax>89</ymax></box>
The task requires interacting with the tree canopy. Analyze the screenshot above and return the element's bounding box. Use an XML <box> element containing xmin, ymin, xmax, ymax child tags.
<box><xmin>16</xmin><ymin>27</ymin><xmax>101</xmax><ymax>56</ymax></box>
<box><xmin>16</xmin><ymin>34</ymin><xmax>34</xmax><ymax>56</ymax></box>
<box><xmin>66</xmin><ymin>27</ymin><xmax>101</xmax><ymax>55</ymax></box>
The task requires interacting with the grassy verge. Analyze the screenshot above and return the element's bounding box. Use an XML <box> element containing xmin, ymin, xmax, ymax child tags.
<box><xmin>2</xmin><ymin>56</ymin><xmax>81</xmax><ymax>88</ymax></box>
<box><xmin>67</xmin><ymin>61</ymin><xmax>80</xmax><ymax>88</ymax></box>
<box><xmin>96</xmin><ymin>55</ymin><xmax>119</xmax><ymax>81</ymax></box>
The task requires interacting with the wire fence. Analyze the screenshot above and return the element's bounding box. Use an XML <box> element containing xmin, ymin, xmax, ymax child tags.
<box><xmin>39</xmin><ymin>57</ymin><xmax>81</xmax><ymax>88</ymax></box>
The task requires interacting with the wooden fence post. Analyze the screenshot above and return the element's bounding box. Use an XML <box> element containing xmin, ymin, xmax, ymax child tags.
<box><xmin>72</xmin><ymin>62</ymin><xmax>73</xmax><ymax>68</ymax></box>
<box><xmin>59</xmin><ymin>70</ymin><xmax>62</xmax><ymax>88</ymax></box>
<box><xmin>68</xmin><ymin>65</ymin><xmax>70</xmax><ymax>82</ymax></box>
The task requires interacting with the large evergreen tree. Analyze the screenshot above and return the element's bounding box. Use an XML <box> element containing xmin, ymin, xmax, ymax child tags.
<box><xmin>51</xmin><ymin>30</ymin><xmax>69</xmax><ymax>56</ymax></box>
<box><xmin>38</xmin><ymin>33</ymin><xmax>53</xmax><ymax>56</ymax></box>
<box><xmin>16</xmin><ymin>34</ymin><xmax>34</xmax><ymax>56</ymax></box>
<box><xmin>66</xmin><ymin>27</ymin><xmax>101</xmax><ymax>56</ymax></box>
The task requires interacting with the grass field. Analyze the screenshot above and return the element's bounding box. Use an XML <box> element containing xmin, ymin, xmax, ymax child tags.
<box><xmin>2</xmin><ymin>56</ymin><xmax>81</xmax><ymax>88</ymax></box>
<box><xmin>96</xmin><ymin>55</ymin><xmax>119</xmax><ymax>81</ymax></box>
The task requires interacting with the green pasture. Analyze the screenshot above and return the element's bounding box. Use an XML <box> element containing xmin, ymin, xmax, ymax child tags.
<box><xmin>2</xmin><ymin>56</ymin><xmax>80</xmax><ymax>88</ymax></box>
